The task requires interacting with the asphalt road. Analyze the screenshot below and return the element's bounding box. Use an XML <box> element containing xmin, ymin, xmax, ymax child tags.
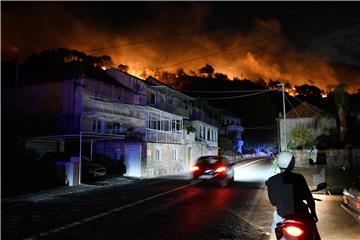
<box><xmin>2</xmin><ymin>158</ymin><xmax>275</xmax><ymax>240</ymax></box>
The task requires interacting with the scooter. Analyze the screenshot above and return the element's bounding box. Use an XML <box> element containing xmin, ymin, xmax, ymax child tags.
<box><xmin>275</xmin><ymin>183</ymin><xmax>327</xmax><ymax>240</ymax></box>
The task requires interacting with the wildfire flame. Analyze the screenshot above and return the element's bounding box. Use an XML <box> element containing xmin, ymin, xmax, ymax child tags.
<box><xmin>2</xmin><ymin>5</ymin><xmax>359</xmax><ymax>93</ymax></box>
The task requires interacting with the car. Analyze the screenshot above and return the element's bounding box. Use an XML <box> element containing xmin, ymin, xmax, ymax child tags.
<box><xmin>82</xmin><ymin>156</ymin><xmax>107</xmax><ymax>179</ymax></box>
<box><xmin>191</xmin><ymin>155</ymin><xmax>234</xmax><ymax>187</ymax></box>
<box><xmin>342</xmin><ymin>181</ymin><xmax>360</xmax><ymax>221</ymax></box>
<box><xmin>38</xmin><ymin>152</ymin><xmax>107</xmax><ymax>181</ymax></box>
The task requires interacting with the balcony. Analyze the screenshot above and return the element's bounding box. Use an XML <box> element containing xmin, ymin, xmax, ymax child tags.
<box><xmin>227</xmin><ymin>124</ymin><xmax>244</xmax><ymax>133</ymax></box>
<box><xmin>148</xmin><ymin>103</ymin><xmax>190</xmax><ymax>118</ymax></box>
<box><xmin>191</xmin><ymin>112</ymin><xmax>219</xmax><ymax>126</ymax></box>
<box><xmin>146</xmin><ymin>129</ymin><xmax>184</xmax><ymax>144</ymax></box>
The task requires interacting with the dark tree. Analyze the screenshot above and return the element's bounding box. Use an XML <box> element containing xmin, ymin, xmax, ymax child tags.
<box><xmin>295</xmin><ymin>84</ymin><xmax>322</xmax><ymax>98</ymax></box>
<box><xmin>118</xmin><ymin>64</ymin><xmax>129</xmax><ymax>72</ymax></box>
<box><xmin>295</xmin><ymin>84</ymin><xmax>323</xmax><ymax>107</ymax></box>
<box><xmin>199</xmin><ymin>64</ymin><xmax>215</xmax><ymax>78</ymax></box>
<box><xmin>214</xmin><ymin>72</ymin><xmax>229</xmax><ymax>81</ymax></box>
<box><xmin>268</xmin><ymin>79</ymin><xmax>281</xmax><ymax>89</ymax></box>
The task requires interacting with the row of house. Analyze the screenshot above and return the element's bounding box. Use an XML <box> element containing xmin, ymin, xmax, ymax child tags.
<box><xmin>6</xmin><ymin>67</ymin><xmax>244</xmax><ymax>183</ymax></box>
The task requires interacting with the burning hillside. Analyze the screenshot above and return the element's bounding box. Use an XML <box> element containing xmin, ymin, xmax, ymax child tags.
<box><xmin>2</xmin><ymin>2</ymin><xmax>360</xmax><ymax>93</ymax></box>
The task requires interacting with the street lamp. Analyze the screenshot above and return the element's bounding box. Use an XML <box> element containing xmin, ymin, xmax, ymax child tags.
<box><xmin>277</xmin><ymin>83</ymin><xmax>287</xmax><ymax>150</ymax></box>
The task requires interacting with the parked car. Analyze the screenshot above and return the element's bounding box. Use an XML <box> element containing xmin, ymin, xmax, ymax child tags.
<box><xmin>82</xmin><ymin>156</ymin><xmax>107</xmax><ymax>179</ymax></box>
<box><xmin>342</xmin><ymin>181</ymin><xmax>360</xmax><ymax>221</ymax></box>
<box><xmin>191</xmin><ymin>155</ymin><xmax>234</xmax><ymax>187</ymax></box>
<box><xmin>37</xmin><ymin>152</ymin><xmax>107</xmax><ymax>182</ymax></box>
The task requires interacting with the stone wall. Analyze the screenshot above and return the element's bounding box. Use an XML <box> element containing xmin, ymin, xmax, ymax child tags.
<box><xmin>143</xmin><ymin>143</ymin><xmax>186</xmax><ymax>178</ymax></box>
<box><xmin>293</xmin><ymin>148</ymin><xmax>360</xmax><ymax>170</ymax></box>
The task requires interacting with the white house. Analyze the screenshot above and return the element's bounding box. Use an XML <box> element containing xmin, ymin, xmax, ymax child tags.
<box><xmin>220</xmin><ymin>112</ymin><xmax>244</xmax><ymax>154</ymax></box>
<box><xmin>279</xmin><ymin>102</ymin><xmax>337</xmax><ymax>151</ymax></box>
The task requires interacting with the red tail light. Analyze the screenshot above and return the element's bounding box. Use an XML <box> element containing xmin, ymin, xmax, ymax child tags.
<box><xmin>284</xmin><ymin>226</ymin><xmax>304</xmax><ymax>237</ymax></box>
<box><xmin>215</xmin><ymin>166</ymin><xmax>227</xmax><ymax>173</ymax></box>
<box><xmin>191</xmin><ymin>166</ymin><xmax>199</xmax><ymax>171</ymax></box>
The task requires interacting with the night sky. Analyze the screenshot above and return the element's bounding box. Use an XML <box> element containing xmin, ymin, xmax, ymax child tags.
<box><xmin>2</xmin><ymin>2</ymin><xmax>360</xmax><ymax>91</ymax></box>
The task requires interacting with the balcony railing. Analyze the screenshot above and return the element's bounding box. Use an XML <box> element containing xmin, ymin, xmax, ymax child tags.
<box><xmin>227</xmin><ymin>125</ymin><xmax>244</xmax><ymax>133</ymax></box>
<box><xmin>148</xmin><ymin>103</ymin><xmax>190</xmax><ymax>118</ymax></box>
<box><xmin>146</xmin><ymin>129</ymin><xmax>184</xmax><ymax>144</ymax></box>
<box><xmin>191</xmin><ymin>112</ymin><xmax>219</xmax><ymax>126</ymax></box>
<box><xmin>83</xmin><ymin>98</ymin><xmax>143</xmax><ymax>120</ymax></box>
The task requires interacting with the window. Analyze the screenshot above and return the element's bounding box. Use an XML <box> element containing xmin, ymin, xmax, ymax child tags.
<box><xmin>172</xmin><ymin>149</ymin><xmax>178</xmax><ymax>161</ymax></box>
<box><xmin>150</xmin><ymin>94</ymin><xmax>156</xmax><ymax>104</ymax></box>
<box><xmin>97</xmin><ymin>120</ymin><xmax>102</xmax><ymax>132</ymax></box>
<box><xmin>92</xmin><ymin>120</ymin><xmax>97</xmax><ymax>132</ymax></box>
<box><xmin>154</xmin><ymin>149</ymin><xmax>161</xmax><ymax>161</ymax></box>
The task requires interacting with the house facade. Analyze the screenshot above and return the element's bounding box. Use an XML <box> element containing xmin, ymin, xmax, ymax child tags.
<box><xmin>144</xmin><ymin>75</ymin><xmax>219</xmax><ymax>169</ymax></box>
<box><xmin>279</xmin><ymin>102</ymin><xmax>337</xmax><ymax>151</ymax></box>
<box><xmin>10</xmin><ymin>67</ymin><xmax>239</xmax><ymax>183</ymax></box>
<box><xmin>13</xmin><ymin>71</ymin><xmax>187</xmax><ymax>180</ymax></box>
<box><xmin>219</xmin><ymin>113</ymin><xmax>244</xmax><ymax>155</ymax></box>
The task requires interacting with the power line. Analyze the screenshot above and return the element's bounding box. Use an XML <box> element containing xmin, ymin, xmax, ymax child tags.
<box><xmin>292</xmin><ymin>95</ymin><xmax>322</xmax><ymax>117</ymax></box>
<box><xmin>158</xmin><ymin>34</ymin><xmax>280</xmax><ymax>70</ymax></box>
<box><xmin>181</xmin><ymin>89</ymin><xmax>268</xmax><ymax>93</ymax></box>
<box><xmin>285</xmin><ymin>94</ymin><xmax>301</xmax><ymax>119</ymax></box>
<box><xmin>196</xmin><ymin>88</ymin><xmax>277</xmax><ymax>100</ymax></box>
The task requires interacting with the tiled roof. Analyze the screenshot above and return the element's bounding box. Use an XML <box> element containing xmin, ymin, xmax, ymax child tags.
<box><xmin>286</xmin><ymin>102</ymin><xmax>323</xmax><ymax>118</ymax></box>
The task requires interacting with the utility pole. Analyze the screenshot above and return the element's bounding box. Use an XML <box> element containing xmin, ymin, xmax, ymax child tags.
<box><xmin>277</xmin><ymin>83</ymin><xmax>287</xmax><ymax>150</ymax></box>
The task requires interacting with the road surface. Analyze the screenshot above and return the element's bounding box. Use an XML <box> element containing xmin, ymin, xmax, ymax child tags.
<box><xmin>3</xmin><ymin>158</ymin><xmax>275</xmax><ymax>240</ymax></box>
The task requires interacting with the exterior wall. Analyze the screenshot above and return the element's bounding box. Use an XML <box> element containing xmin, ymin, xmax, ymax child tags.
<box><xmin>82</xmin><ymin>77</ymin><xmax>139</xmax><ymax>104</ymax></box>
<box><xmin>185</xmin><ymin>120</ymin><xmax>219</xmax><ymax>162</ymax></box>
<box><xmin>15</xmin><ymin>80</ymin><xmax>83</xmax><ymax>134</ymax></box>
<box><xmin>81</xmin><ymin>95</ymin><xmax>146</xmax><ymax>136</ymax></box>
<box><xmin>143</xmin><ymin>143</ymin><xmax>186</xmax><ymax>177</ymax></box>
<box><xmin>191</xmin><ymin>120</ymin><xmax>218</xmax><ymax>148</ymax></box>
<box><xmin>220</xmin><ymin>115</ymin><xmax>244</xmax><ymax>154</ymax></box>
<box><xmin>222</xmin><ymin>115</ymin><xmax>242</xmax><ymax>127</ymax></box>
<box><xmin>16</xmin><ymin>80</ymin><xmax>82</xmax><ymax>118</ymax></box>
<box><xmin>146</xmin><ymin>89</ymin><xmax>193</xmax><ymax>118</ymax></box>
<box><xmin>124</xmin><ymin>143</ymin><xmax>142</xmax><ymax>177</ymax></box>
<box><xmin>106</xmin><ymin>68</ymin><xmax>147</xmax><ymax>105</ymax></box>
<box><xmin>292</xmin><ymin>149</ymin><xmax>360</xmax><ymax>170</ymax></box>
<box><xmin>279</xmin><ymin>117</ymin><xmax>337</xmax><ymax>151</ymax></box>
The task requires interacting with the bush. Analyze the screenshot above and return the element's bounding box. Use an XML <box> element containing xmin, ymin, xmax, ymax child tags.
<box><xmin>288</xmin><ymin>124</ymin><xmax>315</xmax><ymax>150</ymax></box>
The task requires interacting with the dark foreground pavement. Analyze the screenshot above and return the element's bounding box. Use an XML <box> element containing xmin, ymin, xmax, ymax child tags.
<box><xmin>2</xmin><ymin>158</ymin><xmax>359</xmax><ymax>240</ymax></box>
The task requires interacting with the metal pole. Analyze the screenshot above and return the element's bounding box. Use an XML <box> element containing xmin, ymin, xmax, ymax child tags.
<box><xmin>79</xmin><ymin>132</ymin><xmax>82</xmax><ymax>184</ymax></box>
<box><xmin>278</xmin><ymin>83</ymin><xmax>287</xmax><ymax>150</ymax></box>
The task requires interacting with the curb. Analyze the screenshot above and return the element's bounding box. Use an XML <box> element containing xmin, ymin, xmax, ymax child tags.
<box><xmin>2</xmin><ymin>177</ymin><xmax>139</xmax><ymax>205</ymax></box>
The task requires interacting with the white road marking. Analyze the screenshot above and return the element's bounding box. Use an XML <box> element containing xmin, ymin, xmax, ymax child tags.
<box><xmin>23</xmin><ymin>183</ymin><xmax>192</xmax><ymax>240</ymax></box>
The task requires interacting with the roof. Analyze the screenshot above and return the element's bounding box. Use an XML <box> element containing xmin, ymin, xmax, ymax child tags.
<box><xmin>146</xmin><ymin>76</ymin><xmax>195</xmax><ymax>101</ymax></box>
<box><xmin>286</xmin><ymin>102</ymin><xmax>323</xmax><ymax>118</ymax></box>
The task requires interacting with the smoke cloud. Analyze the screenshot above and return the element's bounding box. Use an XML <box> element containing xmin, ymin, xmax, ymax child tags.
<box><xmin>2</xmin><ymin>3</ymin><xmax>359</xmax><ymax>92</ymax></box>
